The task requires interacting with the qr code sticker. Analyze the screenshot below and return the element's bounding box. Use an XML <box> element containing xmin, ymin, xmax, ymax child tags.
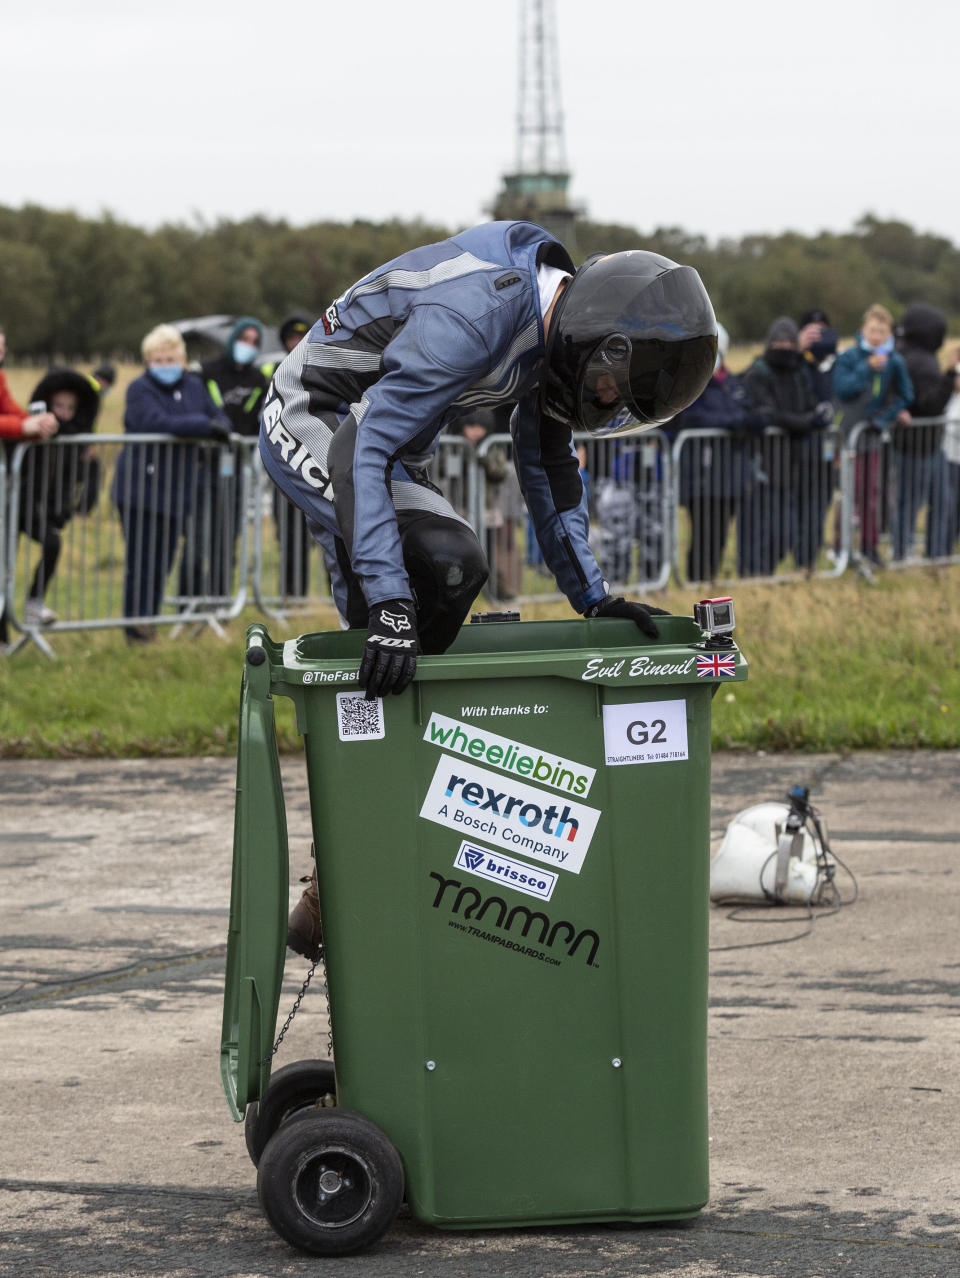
<box><xmin>336</xmin><ymin>692</ymin><xmax>385</xmax><ymax>742</ymax></box>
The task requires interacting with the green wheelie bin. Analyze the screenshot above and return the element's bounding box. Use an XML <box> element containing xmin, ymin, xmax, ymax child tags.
<box><xmin>221</xmin><ymin>608</ymin><xmax>747</xmax><ymax>1255</ymax></box>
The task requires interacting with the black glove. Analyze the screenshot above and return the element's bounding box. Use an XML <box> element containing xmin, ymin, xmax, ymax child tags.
<box><xmin>584</xmin><ymin>595</ymin><xmax>668</xmax><ymax>640</ymax></box>
<box><xmin>358</xmin><ymin>599</ymin><xmax>419</xmax><ymax>699</ymax></box>
<box><xmin>208</xmin><ymin>416</ymin><xmax>232</xmax><ymax>443</ymax></box>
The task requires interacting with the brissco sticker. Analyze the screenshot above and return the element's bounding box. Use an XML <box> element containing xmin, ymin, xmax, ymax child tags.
<box><xmin>419</xmin><ymin>757</ymin><xmax>600</xmax><ymax>874</ymax></box>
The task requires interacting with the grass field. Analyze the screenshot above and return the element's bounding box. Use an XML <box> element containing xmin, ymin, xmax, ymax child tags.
<box><xmin>2</xmin><ymin>361</ymin><xmax>958</xmax><ymax>758</ymax></box>
<box><xmin>1</xmin><ymin>567</ymin><xmax>957</xmax><ymax>758</ymax></box>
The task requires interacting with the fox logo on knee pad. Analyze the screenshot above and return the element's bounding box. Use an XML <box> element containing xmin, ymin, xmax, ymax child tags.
<box><xmin>379</xmin><ymin>609</ymin><xmax>412</xmax><ymax>634</ymax></box>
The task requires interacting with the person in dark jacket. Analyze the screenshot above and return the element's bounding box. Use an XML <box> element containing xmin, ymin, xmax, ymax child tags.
<box><xmin>742</xmin><ymin>317</ymin><xmax>835</xmax><ymax>574</ymax></box>
<box><xmin>262</xmin><ymin>312</ymin><xmax>314</xmax><ymax>598</ymax></box>
<box><xmin>797</xmin><ymin>308</ymin><xmax>839</xmax><ymax>401</ymax></box>
<box><xmin>893</xmin><ymin>303</ymin><xmax>957</xmax><ymax>559</ymax></box>
<box><xmin>16</xmin><ymin>368</ymin><xmax>100</xmax><ymax>628</ymax></box>
<box><xmin>113</xmin><ymin>324</ymin><xmax>230</xmax><ymax>643</ymax></box>
<box><xmin>179</xmin><ymin>317</ymin><xmax>268</xmax><ymax>599</ymax></box>
<box><xmin>672</xmin><ymin>323</ymin><xmax>767</xmax><ymax>580</ymax></box>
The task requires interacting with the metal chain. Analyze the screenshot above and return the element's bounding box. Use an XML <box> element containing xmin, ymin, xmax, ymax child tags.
<box><xmin>324</xmin><ymin>966</ymin><xmax>334</xmax><ymax>1060</ymax></box>
<box><xmin>261</xmin><ymin>947</ymin><xmax>322</xmax><ymax>1064</ymax></box>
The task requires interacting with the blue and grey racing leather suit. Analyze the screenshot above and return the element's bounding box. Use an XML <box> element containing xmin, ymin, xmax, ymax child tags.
<box><xmin>258</xmin><ymin>219</ymin><xmax>607</xmax><ymax>615</ymax></box>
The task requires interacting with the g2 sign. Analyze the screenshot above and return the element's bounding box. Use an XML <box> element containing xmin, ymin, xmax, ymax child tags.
<box><xmin>602</xmin><ymin>699</ymin><xmax>689</xmax><ymax>766</ymax></box>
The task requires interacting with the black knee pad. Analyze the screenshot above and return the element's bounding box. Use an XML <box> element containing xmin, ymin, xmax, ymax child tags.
<box><xmin>400</xmin><ymin>514</ymin><xmax>488</xmax><ymax>654</ymax></box>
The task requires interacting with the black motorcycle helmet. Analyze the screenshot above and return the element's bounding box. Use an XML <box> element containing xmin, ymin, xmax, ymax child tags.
<box><xmin>540</xmin><ymin>250</ymin><xmax>718</xmax><ymax>435</ymax></box>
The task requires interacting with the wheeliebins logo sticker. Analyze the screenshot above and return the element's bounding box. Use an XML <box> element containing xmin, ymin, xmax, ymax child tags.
<box><xmin>453</xmin><ymin>840</ymin><xmax>558</xmax><ymax>902</ymax></box>
<box><xmin>423</xmin><ymin>712</ymin><xmax>595</xmax><ymax>796</ymax></box>
<box><xmin>419</xmin><ymin>757</ymin><xmax>600</xmax><ymax>873</ymax></box>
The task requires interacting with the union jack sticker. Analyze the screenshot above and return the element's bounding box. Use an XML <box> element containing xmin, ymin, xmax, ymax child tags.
<box><xmin>696</xmin><ymin>651</ymin><xmax>737</xmax><ymax>678</ymax></box>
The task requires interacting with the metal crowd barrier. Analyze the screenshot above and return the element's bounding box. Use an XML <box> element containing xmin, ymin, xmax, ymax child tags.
<box><xmin>3</xmin><ymin>416</ymin><xmax>958</xmax><ymax>657</ymax></box>
<box><xmin>844</xmin><ymin>416</ymin><xmax>960</xmax><ymax>572</ymax></box>
<box><xmin>670</xmin><ymin>425</ymin><xmax>847</xmax><ymax>584</ymax></box>
<box><xmin>3</xmin><ymin>433</ymin><xmax>252</xmax><ymax>657</ymax></box>
<box><xmin>467</xmin><ymin>431</ymin><xmax>672</xmax><ymax>605</ymax></box>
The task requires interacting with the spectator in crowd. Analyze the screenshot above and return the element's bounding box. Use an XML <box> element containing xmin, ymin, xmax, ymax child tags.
<box><xmin>797</xmin><ymin>309</ymin><xmax>839</xmax><ymax>400</ymax></box>
<box><xmin>90</xmin><ymin>362</ymin><xmax>117</xmax><ymax>396</ymax></box>
<box><xmin>179</xmin><ymin>317</ymin><xmax>268</xmax><ymax>600</ymax></box>
<box><xmin>942</xmin><ymin>361</ymin><xmax>960</xmax><ymax>551</ymax></box>
<box><xmin>0</xmin><ymin>325</ymin><xmax>60</xmax><ymax>648</ymax></box>
<box><xmin>262</xmin><ymin>312</ymin><xmax>314</xmax><ymax>598</ymax></box>
<box><xmin>672</xmin><ymin>323</ymin><xmax>767</xmax><ymax>580</ymax></box>
<box><xmin>742</xmin><ymin>317</ymin><xmax>834</xmax><ymax>574</ymax></box>
<box><xmin>113</xmin><ymin>324</ymin><xmax>230</xmax><ymax>644</ymax></box>
<box><xmin>0</xmin><ymin>327</ymin><xmax>59</xmax><ymax>444</ymax></box>
<box><xmin>260</xmin><ymin>313</ymin><xmax>311</xmax><ymax>381</ymax></box>
<box><xmin>16</xmin><ymin>368</ymin><xmax>100</xmax><ymax>627</ymax></box>
<box><xmin>798</xmin><ymin>309</ymin><xmax>843</xmax><ymax>552</ymax></box>
<box><xmin>833</xmin><ymin>304</ymin><xmax>913</xmax><ymax>565</ymax></box>
<box><xmin>892</xmin><ymin>303</ymin><xmax>957</xmax><ymax>559</ymax></box>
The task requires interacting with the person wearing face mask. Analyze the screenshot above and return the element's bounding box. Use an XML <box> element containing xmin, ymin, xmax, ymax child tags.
<box><xmin>179</xmin><ymin>318</ymin><xmax>269</xmax><ymax>601</ymax></box>
<box><xmin>742</xmin><ymin>317</ymin><xmax>836</xmax><ymax>575</ymax></box>
<box><xmin>833</xmin><ymin>305</ymin><xmax>913</xmax><ymax>566</ymax></box>
<box><xmin>112</xmin><ymin>325</ymin><xmax>231</xmax><ymax>643</ymax></box>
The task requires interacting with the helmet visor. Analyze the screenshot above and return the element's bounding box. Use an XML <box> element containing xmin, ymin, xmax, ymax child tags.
<box><xmin>577</xmin><ymin>334</ymin><xmax>635</xmax><ymax>433</ymax></box>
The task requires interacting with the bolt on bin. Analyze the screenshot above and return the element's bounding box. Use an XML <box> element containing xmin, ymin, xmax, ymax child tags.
<box><xmin>221</xmin><ymin>606</ymin><xmax>747</xmax><ymax>1255</ymax></box>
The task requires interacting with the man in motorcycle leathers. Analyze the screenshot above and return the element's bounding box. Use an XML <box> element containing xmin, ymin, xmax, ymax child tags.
<box><xmin>259</xmin><ymin>219</ymin><xmax>718</xmax><ymax>956</ymax></box>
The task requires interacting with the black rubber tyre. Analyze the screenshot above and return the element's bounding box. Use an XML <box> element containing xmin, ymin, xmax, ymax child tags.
<box><xmin>244</xmin><ymin>1058</ymin><xmax>337</xmax><ymax>1167</ymax></box>
<box><xmin>257</xmin><ymin>1109</ymin><xmax>404</xmax><ymax>1256</ymax></box>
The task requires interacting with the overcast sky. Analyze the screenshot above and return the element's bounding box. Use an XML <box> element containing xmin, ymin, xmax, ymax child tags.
<box><xmin>5</xmin><ymin>0</ymin><xmax>958</xmax><ymax>244</ymax></box>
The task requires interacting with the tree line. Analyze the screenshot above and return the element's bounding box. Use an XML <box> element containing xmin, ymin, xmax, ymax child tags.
<box><xmin>1</xmin><ymin>203</ymin><xmax>958</xmax><ymax>360</ymax></box>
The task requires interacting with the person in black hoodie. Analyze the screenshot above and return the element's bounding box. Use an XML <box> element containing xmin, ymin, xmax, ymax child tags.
<box><xmin>742</xmin><ymin>317</ymin><xmax>834</xmax><ymax>575</ymax></box>
<box><xmin>180</xmin><ymin>317</ymin><xmax>268</xmax><ymax>599</ymax></box>
<box><xmin>893</xmin><ymin>303</ymin><xmax>958</xmax><ymax>559</ymax></box>
<box><xmin>16</xmin><ymin>367</ymin><xmax>100</xmax><ymax>628</ymax></box>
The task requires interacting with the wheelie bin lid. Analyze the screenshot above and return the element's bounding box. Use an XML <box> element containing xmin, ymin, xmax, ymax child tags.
<box><xmin>256</xmin><ymin>615</ymin><xmax>747</xmax><ymax>688</ymax></box>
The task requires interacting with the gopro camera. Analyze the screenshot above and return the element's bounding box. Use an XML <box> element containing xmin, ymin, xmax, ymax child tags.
<box><xmin>694</xmin><ymin>596</ymin><xmax>735</xmax><ymax>636</ymax></box>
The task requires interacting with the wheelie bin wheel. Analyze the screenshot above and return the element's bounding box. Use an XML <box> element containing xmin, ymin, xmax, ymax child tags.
<box><xmin>244</xmin><ymin>1058</ymin><xmax>337</xmax><ymax>1167</ymax></box>
<box><xmin>257</xmin><ymin>1109</ymin><xmax>404</xmax><ymax>1255</ymax></box>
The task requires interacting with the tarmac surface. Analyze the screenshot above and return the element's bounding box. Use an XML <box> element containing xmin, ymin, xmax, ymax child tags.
<box><xmin>0</xmin><ymin>749</ymin><xmax>958</xmax><ymax>1277</ymax></box>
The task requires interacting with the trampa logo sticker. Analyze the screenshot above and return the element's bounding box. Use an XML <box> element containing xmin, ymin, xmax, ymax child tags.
<box><xmin>423</xmin><ymin>713</ymin><xmax>595</xmax><ymax>796</ymax></box>
<box><xmin>429</xmin><ymin>871</ymin><xmax>599</xmax><ymax>967</ymax></box>
<box><xmin>419</xmin><ymin>757</ymin><xmax>600</xmax><ymax>873</ymax></box>
<box><xmin>453</xmin><ymin>840</ymin><xmax>558</xmax><ymax>902</ymax></box>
